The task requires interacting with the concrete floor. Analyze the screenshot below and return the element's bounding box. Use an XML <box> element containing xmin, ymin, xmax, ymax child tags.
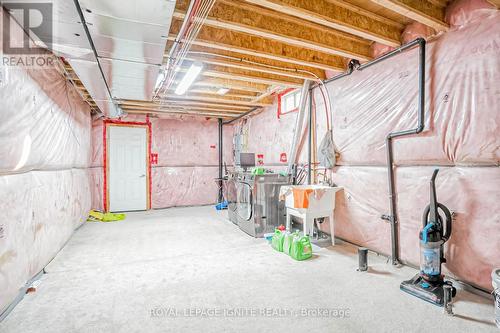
<box><xmin>0</xmin><ymin>206</ymin><xmax>497</xmax><ymax>333</ymax></box>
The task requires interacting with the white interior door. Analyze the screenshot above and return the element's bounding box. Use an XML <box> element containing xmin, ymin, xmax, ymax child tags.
<box><xmin>108</xmin><ymin>126</ymin><xmax>148</xmax><ymax>212</ymax></box>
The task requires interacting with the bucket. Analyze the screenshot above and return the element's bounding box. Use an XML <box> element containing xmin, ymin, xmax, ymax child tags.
<box><xmin>492</xmin><ymin>268</ymin><xmax>500</xmax><ymax>328</ymax></box>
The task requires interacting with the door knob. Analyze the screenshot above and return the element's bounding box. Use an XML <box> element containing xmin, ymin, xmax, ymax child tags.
<box><xmin>139</xmin><ymin>174</ymin><xmax>146</xmax><ymax>178</ymax></box>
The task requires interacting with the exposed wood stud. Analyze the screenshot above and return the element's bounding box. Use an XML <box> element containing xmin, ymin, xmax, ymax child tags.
<box><xmin>485</xmin><ymin>0</ymin><xmax>500</xmax><ymax>7</ymax></box>
<box><xmin>183</xmin><ymin>55</ymin><xmax>318</xmax><ymax>81</ymax></box>
<box><xmin>371</xmin><ymin>0</ymin><xmax>449</xmax><ymax>31</ymax></box>
<box><xmin>241</xmin><ymin>0</ymin><xmax>402</xmax><ymax>47</ymax></box>
<box><xmin>169</xmin><ymin>19</ymin><xmax>346</xmax><ymax>71</ymax></box>
<box><xmin>175</xmin><ymin>0</ymin><xmax>374</xmax><ymax>60</ymax></box>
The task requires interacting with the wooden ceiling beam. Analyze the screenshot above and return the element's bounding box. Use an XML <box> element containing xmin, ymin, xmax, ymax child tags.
<box><xmin>168</xmin><ymin>20</ymin><xmax>345</xmax><ymax>72</ymax></box>
<box><xmin>119</xmin><ymin>100</ymin><xmax>252</xmax><ymax>111</ymax></box>
<box><xmin>174</xmin><ymin>1</ymin><xmax>371</xmax><ymax>61</ymax></box>
<box><xmin>370</xmin><ymin>0</ymin><xmax>449</xmax><ymax>31</ymax></box>
<box><xmin>172</xmin><ymin>78</ymin><xmax>269</xmax><ymax>93</ymax></box>
<box><xmin>324</xmin><ymin>0</ymin><xmax>405</xmax><ymax>29</ymax></box>
<box><xmin>125</xmin><ymin>109</ymin><xmax>236</xmax><ymax>119</ymax></box>
<box><xmin>170</xmin><ymin>88</ymin><xmax>257</xmax><ymax>100</ymax></box>
<box><xmin>167</xmin><ymin>43</ymin><xmax>327</xmax><ymax>80</ymax></box>
<box><xmin>123</xmin><ymin>106</ymin><xmax>245</xmax><ymax>115</ymax></box>
<box><xmin>242</xmin><ymin>0</ymin><xmax>402</xmax><ymax>47</ymax></box>
<box><xmin>485</xmin><ymin>0</ymin><xmax>500</xmax><ymax>7</ymax></box>
<box><xmin>184</xmin><ymin>55</ymin><xmax>317</xmax><ymax>81</ymax></box>
<box><xmin>176</xmin><ymin>64</ymin><xmax>302</xmax><ymax>88</ymax></box>
<box><xmin>162</xmin><ymin>94</ymin><xmax>273</xmax><ymax>107</ymax></box>
<box><xmin>251</xmin><ymin>86</ymin><xmax>281</xmax><ymax>103</ymax></box>
<box><xmin>158</xmin><ymin>91</ymin><xmax>267</xmax><ymax>105</ymax></box>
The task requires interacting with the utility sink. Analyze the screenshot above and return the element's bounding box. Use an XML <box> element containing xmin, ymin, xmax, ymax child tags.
<box><xmin>279</xmin><ymin>185</ymin><xmax>342</xmax><ymax>212</ymax></box>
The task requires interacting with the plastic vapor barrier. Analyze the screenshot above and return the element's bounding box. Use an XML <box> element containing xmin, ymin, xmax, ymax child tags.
<box><xmin>236</xmin><ymin>3</ymin><xmax>499</xmax><ymax>290</ymax></box>
<box><xmin>0</xmin><ymin>8</ymin><xmax>93</xmax><ymax>314</ymax></box>
<box><xmin>90</xmin><ymin>115</ymin><xmax>233</xmax><ymax>210</ymax></box>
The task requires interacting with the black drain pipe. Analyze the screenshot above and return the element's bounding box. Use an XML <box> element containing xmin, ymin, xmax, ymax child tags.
<box><xmin>358</xmin><ymin>37</ymin><xmax>426</xmax><ymax>265</ymax></box>
<box><xmin>309</xmin><ymin>38</ymin><xmax>426</xmax><ymax>265</ymax></box>
<box><xmin>217</xmin><ymin>118</ymin><xmax>224</xmax><ymax>203</ymax></box>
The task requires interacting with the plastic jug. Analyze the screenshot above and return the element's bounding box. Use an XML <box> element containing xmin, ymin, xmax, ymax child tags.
<box><xmin>283</xmin><ymin>231</ymin><xmax>299</xmax><ymax>256</ymax></box>
<box><xmin>290</xmin><ymin>235</ymin><xmax>313</xmax><ymax>261</ymax></box>
<box><xmin>271</xmin><ymin>229</ymin><xmax>285</xmax><ymax>252</ymax></box>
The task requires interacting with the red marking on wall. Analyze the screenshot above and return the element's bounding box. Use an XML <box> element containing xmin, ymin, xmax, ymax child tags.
<box><xmin>151</xmin><ymin>153</ymin><xmax>158</xmax><ymax>165</ymax></box>
<box><xmin>280</xmin><ymin>152</ymin><xmax>287</xmax><ymax>163</ymax></box>
<box><xmin>257</xmin><ymin>154</ymin><xmax>264</xmax><ymax>166</ymax></box>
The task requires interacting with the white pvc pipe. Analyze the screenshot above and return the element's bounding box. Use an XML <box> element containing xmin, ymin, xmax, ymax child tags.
<box><xmin>287</xmin><ymin>80</ymin><xmax>311</xmax><ymax>175</ymax></box>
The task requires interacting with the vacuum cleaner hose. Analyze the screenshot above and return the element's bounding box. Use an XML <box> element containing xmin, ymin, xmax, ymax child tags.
<box><xmin>422</xmin><ymin>202</ymin><xmax>452</xmax><ymax>241</ymax></box>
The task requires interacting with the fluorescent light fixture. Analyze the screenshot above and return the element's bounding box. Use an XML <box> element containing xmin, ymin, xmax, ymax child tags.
<box><xmin>216</xmin><ymin>87</ymin><xmax>230</xmax><ymax>95</ymax></box>
<box><xmin>155</xmin><ymin>70</ymin><xmax>166</xmax><ymax>90</ymax></box>
<box><xmin>175</xmin><ymin>62</ymin><xmax>203</xmax><ymax>95</ymax></box>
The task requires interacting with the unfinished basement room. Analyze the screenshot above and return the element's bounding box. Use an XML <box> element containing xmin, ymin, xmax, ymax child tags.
<box><xmin>0</xmin><ymin>0</ymin><xmax>499</xmax><ymax>332</ymax></box>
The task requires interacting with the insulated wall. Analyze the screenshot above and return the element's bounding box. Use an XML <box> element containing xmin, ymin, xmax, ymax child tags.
<box><xmin>0</xmin><ymin>8</ymin><xmax>92</xmax><ymax>314</ymax></box>
<box><xmin>236</xmin><ymin>3</ymin><xmax>500</xmax><ymax>290</ymax></box>
<box><xmin>91</xmin><ymin>115</ymin><xmax>233</xmax><ymax>210</ymax></box>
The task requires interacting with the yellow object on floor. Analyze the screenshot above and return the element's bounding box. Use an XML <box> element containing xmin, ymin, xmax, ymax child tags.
<box><xmin>87</xmin><ymin>210</ymin><xmax>126</xmax><ymax>222</ymax></box>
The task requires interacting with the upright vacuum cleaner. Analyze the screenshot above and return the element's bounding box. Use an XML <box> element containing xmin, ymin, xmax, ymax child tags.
<box><xmin>400</xmin><ymin>169</ymin><xmax>456</xmax><ymax>306</ymax></box>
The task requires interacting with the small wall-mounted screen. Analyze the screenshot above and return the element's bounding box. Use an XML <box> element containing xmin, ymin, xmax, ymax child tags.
<box><xmin>238</xmin><ymin>153</ymin><xmax>255</xmax><ymax>168</ymax></box>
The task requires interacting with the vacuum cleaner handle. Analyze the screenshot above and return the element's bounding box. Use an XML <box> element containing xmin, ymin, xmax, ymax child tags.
<box><xmin>422</xmin><ymin>202</ymin><xmax>452</xmax><ymax>241</ymax></box>
<box><xmin>428</xmin><ymin>169</ymin><xmax>440</xmax><ymax>225</ymax></box>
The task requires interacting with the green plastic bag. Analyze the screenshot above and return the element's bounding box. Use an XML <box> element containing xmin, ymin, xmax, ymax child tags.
<box><xmin>271</xmin><ymin>230</ymin><xmax>285</xmax><ymax>252</ymax></box>
<box><xmin>290</xmin><ymin>235</ymin><xmax>313</xmax><ymax>261</ymax></box>
<box><xmin>283</xmin><ymin>231</ymin><xmax>299</xmax><ymax>256</ymax></box>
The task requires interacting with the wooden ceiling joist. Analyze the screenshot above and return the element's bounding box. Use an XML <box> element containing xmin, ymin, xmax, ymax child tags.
<box><xmin>183</xmin><ymin>55</ymin><xmax>317</xmax><ymax>81</ymax></box>
<box><xmin>172</xmin><ymin>88</ymin><xmax>258</xmax><ymax>100</ymax></box>
<box><xmin>485</xmin><ymin>0</ymin><xmax>500</xmax><ymax>7</ymax></box>
<box><xmin>172</xmin><ymin>78</ymin><xmax>269</xmax><ymax>93</ymax></box>
<box><xmin>65</xmin><ymin>0</ymin><xmax>458</xmax><ymax>120</ymax></box>
<box><xmin>174</xmin><ymin>1</ymin><xmax>371</xmax><ymax>61</ymax></box>
<box><xmin>120</xmin><ymin>100</ymin><xmax>252</xmax><ymax>111</ymax></box>
<box><xmin>371</xmin><ymin>0</ymin><xmax>449</xmax><ymax>31</ymax></box>
<box><xmin>176</xmin><ymin>65</ymin><xmax>303</xmax><ymax>88</ymax></box>
<box><xmin>163</xmin><ymin>94</ymin><xmax>273</xmax><ymax>107</ymax></box>
<box><xmin>125</xmin><ymin>109</ymin><xmax>236</xmax><ymax>119</ymax></box>
<box><xmin>172</xmin><ymin>43</ymin><xmax>327</xmax><ymax>79</ymax></box>
<box><xmin>241</xmin><ymin>0</ymin><xmax>402</xmax><ymax>47</ymax></box>
<box><xmin>168</xmin><ymin>21</ymin><xmax>345</xmax><ymax>71</ymax></box>
<box><xmin>123</xmin><ymin>106</ymin><xmax>245</xmax><ymax>115</ymax></box>
<box><xmin>324</xmin><ymin>0</ymin><xmax>405</xmax><ymax>30</ymax></box>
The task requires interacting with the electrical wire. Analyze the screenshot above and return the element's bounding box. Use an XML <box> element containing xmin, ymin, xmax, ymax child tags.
<box><xmin>156</xmin><ymin>0</ymin><xmax>217</xmax><ymax>100</ymax></box>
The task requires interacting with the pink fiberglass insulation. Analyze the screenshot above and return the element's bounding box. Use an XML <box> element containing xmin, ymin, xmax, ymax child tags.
<box><xmin>0</xmin><ymin>170</ymin><xmax>91</xmax><ymax>313</ymax></box>
<box><xmin>236</xmin><ymin>6</ymin><xmax>499</xmax><ymax>290</ymax></box>
<box><xmin>332</xmin><ymin>166</ymin><xmax>500</xmax><ymax>290</ymax></box>
<box><xmin>90</xmin><ymin>114</ymin><xmax>233</xmax><ymax>210</ymax></box>
<box><xmin>232</xmin><ymin>107</ymin><xmax>297</xmax><ymax>167</ymax></box>
<box><xmin>0</xmin><ymin>7</ymin><xmax>92</xmax><ymax>314</ymax></box>
<box><xmin>446</xmin><ymin>0</ymin><xmax>497</xmax><ymax>27</ymax></box>
<box><xmin>326</xmin><ymin>12</ymin><xmax>499</xmax><ymax>167</ymax></box>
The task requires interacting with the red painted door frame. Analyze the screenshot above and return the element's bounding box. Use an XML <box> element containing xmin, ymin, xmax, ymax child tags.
<box><xmin>103</xmin><ymin>117</ymin><xmax>152</xmax><ymax>212</ymax></box>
